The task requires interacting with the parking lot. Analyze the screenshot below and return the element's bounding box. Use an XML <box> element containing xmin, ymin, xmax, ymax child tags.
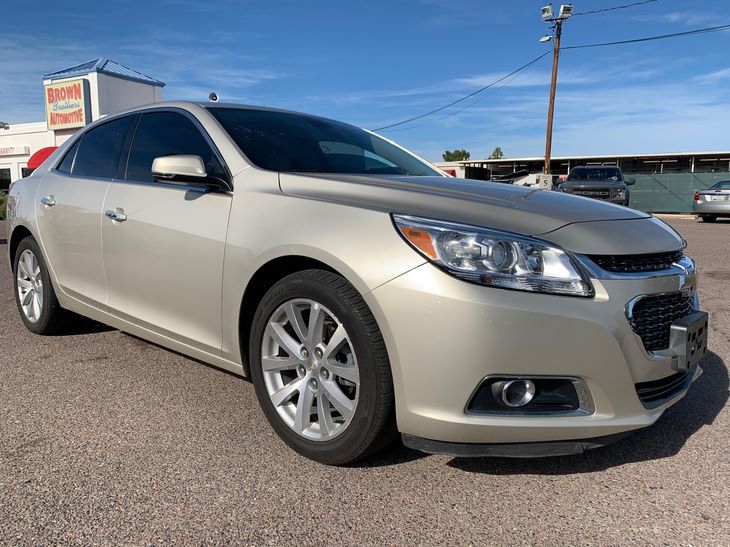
<box><xmin>0</xmin><ymin>217</ymin><xmax>728</xmax><ymax>545</ymax></box>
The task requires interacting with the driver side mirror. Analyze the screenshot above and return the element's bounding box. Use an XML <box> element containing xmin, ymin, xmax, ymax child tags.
<box><xmin>626</xmin><ymin>177</ymin><xmax>636</xmax><ymax>185</ymax></box>
<box><xmin>151</xmin><ymin>155</ymin><xmax>229</xmax><ymax>190</ymax></box>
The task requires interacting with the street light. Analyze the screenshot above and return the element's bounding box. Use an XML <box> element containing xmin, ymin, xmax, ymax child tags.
<box><xmin>541</xmin><ymin>4</ymin><xmax>573</xmax><ymax>175</ymax></box>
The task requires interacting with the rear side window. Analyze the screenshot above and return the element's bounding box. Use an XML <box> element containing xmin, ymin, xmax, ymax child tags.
<box><xmin>72</xmin><ymin>116</ymin><xmax>133</xmax><ymax>178</ymax></box>
<box><xmin>125</xmin><ymin>111</ymin><xmax>226</xmax><ymax>183</ymax></box>
<box><xmin>57</xmin><ymin>139</ymin><xmax>80</xmax><ymax>173</ymax></box>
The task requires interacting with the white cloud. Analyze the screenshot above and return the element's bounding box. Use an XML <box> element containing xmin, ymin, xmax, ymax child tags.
<box><xmin>0</xmin><ymin>31</ymin><xmax>283</xmax><ymax>123</ymax></box>
<box><xmin>693</xmin><ymin>67</ymin><xmax>730</xmax><ymax>83</ymax></box>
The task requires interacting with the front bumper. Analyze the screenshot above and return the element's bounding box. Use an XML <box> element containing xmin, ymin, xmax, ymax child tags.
<box><xmin>365</xmin><ymin>261</ymin><xmax>702</xmax><ymax>449</ymax></box>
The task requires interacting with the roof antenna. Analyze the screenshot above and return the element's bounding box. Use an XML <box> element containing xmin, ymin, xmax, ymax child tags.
<box><xmin>208</xmin><ymin>92</ymin><xmax>220</xmax><ymax>102</ymax></box>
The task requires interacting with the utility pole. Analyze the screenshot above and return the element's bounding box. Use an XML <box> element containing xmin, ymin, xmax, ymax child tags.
<box><xmin>540</xmin><ymin>4</ymin><xmax>573</xmax><ymax>175</ymax></box>
<box><xmin>544</xmin><ymin>20</ymin><xmax>562</xmax><ymax>174</ymax></box>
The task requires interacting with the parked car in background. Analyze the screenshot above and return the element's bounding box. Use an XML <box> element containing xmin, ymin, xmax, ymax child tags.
<box><xmin>6</xmin><ymin>102</ymin><xmax>707</xmax><ymax>465</ymax></box>
<box><xmin>693</xmin><ymin>180</ymin><xmax>730</xmax><ymax>222</ymax></box>
<box><xmin>558</xmin><ymin>166</ymin><xmax>634</xmax><ymax>206</ymax></box>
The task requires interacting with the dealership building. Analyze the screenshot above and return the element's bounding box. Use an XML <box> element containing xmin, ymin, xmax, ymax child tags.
<box><xmin>0</xmin><ymin>58</ymin><xmax>164</xmax><ymax>190</ymax></box>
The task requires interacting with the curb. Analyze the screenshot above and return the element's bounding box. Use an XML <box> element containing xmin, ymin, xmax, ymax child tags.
<box><xmin>652</xmin><ymin>214</ymin><xmax>696</xmax><ymax>220</ymax></box>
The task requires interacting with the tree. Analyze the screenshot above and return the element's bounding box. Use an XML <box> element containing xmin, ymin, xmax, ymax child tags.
<box><xmin>489</xmin><ymin>147</ymin><xmax>504</xmax><ymax>159</ymax></box>
<box><xmin>442</xmin><ymin>149</ymin><xmax>470</xmax><ymax>161</ymax></box>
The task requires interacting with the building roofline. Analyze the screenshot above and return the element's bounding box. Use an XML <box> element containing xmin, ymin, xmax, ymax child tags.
<box><xmin>43</xmin><ymin>58</ymin><xmax>165</xmax><ymax>87</ymax></box>
<box><xmin>449</xmin><ymin>151</ymin><xmax>730</xmax><ymax>165</ymax></box>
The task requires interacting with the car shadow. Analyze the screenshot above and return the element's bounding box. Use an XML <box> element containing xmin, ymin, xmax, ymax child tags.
<box><xmin>447</xmin><ymin>351</ymin><xmax>727</xmax><ymax>475</ymax></box>
<box><xmin>53</xmin><ymin>314</ymin><xmax>116</xmax><ymax>336</ymax></box>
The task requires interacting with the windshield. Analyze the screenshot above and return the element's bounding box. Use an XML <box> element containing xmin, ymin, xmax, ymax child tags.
<box><xmin>710</xmin><ymin>180</ymin><xmax>730</xmax><ymax>189</ymax></box>
<box><xmin>567</xmin><ymin>167</ymin><xmax>623</xmax><ymax>182</ymax></box>
<box><xmin>208</xmin><ymin>107</ymin><xmax>442</xmax><ymax>176</ymax></box>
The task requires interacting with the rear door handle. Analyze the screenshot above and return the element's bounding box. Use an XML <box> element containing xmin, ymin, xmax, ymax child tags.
<box><xmin>40</xmin><ymin>195</ymin><xmax>56</xmax><ymax>207</ymax></box>
<box><xmin>104</xmin><ymin>209</ymin><xmax>128</xmax><ymax>222</ymax></box>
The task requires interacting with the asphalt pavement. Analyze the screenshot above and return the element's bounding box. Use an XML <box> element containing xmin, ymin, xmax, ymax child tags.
<box><xmin>1</xmin><ymin>217</ymin><xmax>729</xmax><ymax>545</ymax></box>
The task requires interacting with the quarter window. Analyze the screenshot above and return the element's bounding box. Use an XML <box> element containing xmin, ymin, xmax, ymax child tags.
<box><xmin>72</xmin><ymin>116</ymin><xmax>133</xmax><ymax>178</ymax></box>
<box><xmin>57</xmin><ymin>139</ymin><xmax>80</xmax><ymax>174</ymax></box>
<box><xmin>125</xmin><ymin>111</ymin><xmax>226</xmax><ymax>183</ymax></box>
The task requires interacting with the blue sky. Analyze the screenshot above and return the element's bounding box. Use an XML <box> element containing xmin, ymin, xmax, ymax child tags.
<box><xmin>2</xmin><ymin>0</ymin><xmax>730</xmax><ymax>161</ymax></box>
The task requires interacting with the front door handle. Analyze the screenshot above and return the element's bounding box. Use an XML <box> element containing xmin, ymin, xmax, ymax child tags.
<box><xmin>104</xmin><ymin>209</ymin><xmax>128</xmax><ymax>222</ymax></box>
<box><xmin>40</xmin><ymin>195</ymin><xmax>56</xmax><ymax>207</ymax></box>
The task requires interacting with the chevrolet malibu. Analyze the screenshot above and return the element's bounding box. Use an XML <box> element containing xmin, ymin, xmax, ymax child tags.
<box><xmin>6</xmin><ymin>102</ymin><xmax>708</xmax><ymax>465</ymax></box>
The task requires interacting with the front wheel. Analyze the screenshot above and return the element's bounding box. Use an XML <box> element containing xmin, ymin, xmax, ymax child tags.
<box><xmin>249</xmin><ymin>269</ymin><xmax>396</xmax><ymax>465</ymax></box>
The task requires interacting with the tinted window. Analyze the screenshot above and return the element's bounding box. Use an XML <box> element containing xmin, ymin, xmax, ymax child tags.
<box><xmin>711</xmin><ymin>180</ymin><xmax>730</xmax><ymax>189</ymax></box>
<box><xmin>208</xmin><ymin>107</ymin><xmax>441</xmax><ymax>176</ymax></box>
<box><xmin>567</xmin><ymin>167</ymin><xmax>623</xmax><ymax>181</ymax></box>
<box><xmin>125</xmin><ymin>111</ymin><xmax>226</xmax><ymax>183</ymax></box>
<box><xmin>57</xmin><ymin>139</ymin><xmax>80</xmax><ymax>173</ymax></box>
<box><xmin>72</xmin><ymin>116</ymin><xmax>133</xmax><ymax>178</ymax></box>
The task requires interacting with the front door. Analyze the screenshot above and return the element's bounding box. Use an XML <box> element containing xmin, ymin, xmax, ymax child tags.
<box><xmin>101</xmin><ymin>110</ymin><xmax>233</xmax><ymax>355</ymax></box>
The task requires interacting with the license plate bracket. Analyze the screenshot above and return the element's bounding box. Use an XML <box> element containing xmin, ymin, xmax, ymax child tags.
<box><xmin>668</xmin><ymin>311</ymin><xmax>709</xmax><ymax>372</ymax></box>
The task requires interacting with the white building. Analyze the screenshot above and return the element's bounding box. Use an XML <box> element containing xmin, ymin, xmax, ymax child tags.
<box><xmin>0</xmin><ymin>58</ymin><xmax>164</xmax><ymax>189</ymax></box>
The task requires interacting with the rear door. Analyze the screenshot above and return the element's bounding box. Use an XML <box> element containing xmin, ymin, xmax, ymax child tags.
<box><xmin>35</xmin><ymin>115</ymin><xmax>133</xmax><ymax>308</ymax></box>
<box><xmin>101</xmin><ymin>109</ymin><xmax>233</xmax><ymax>355</ymax></box>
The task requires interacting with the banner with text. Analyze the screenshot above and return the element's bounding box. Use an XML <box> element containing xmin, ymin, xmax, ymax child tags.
<box><xmin>44</xmin><ymin>79</ymin><xmax>90</xmax><ymax>131</ymax></box>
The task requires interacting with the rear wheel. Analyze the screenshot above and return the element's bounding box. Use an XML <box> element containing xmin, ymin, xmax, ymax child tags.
<box><xmin>13</xmin><ymin>236</ymin><xmax>65</xmax><ymax>334</ymax></box>
<box><xmin>249</xmin><ymin>269</ymin><xmax>396</xmax><ymax>465</ymax></box>
<box><xmin>701</xmin><ymin>215</ymin><xmax>717</xmax><ymax>223</ymax></box>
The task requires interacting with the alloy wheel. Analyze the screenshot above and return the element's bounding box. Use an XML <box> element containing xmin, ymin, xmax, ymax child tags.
<box><xmin>16</xmin><ymin>249</ymin><xmax>44</xmax><ymax>324</ymax></box>
<box><xmin>261</xmin><ymin>298</ymin><xmax>359</xmax><ymax>441</ymax></box>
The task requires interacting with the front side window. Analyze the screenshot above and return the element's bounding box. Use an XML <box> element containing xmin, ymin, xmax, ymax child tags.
<box><xmin>125</xmin><ymin>111</ymin><xmax>226</xmax><ymax>183</ymax></box>
<box><xmin>208</xmin><ymin>107</ymin><xmax>442</xmax><ymax>176</ymax></box>
<box><xmin>72</xmin><ymin>116</ymin><xmax>133</xmax><ymax>178</ymax></box>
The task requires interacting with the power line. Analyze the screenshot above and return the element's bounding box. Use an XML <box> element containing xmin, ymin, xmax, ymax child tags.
<box><xmin>563</xmin><ymin>23</ymin><xmax>730</xmax><ymax>49</ymax></box>
<box><xmin>372</xmin><ymin>52</ymin><xmax>550</xmax><ymax>131</ymax></box>
<box><xmin>374</xmin><ymin>21</ymin><xmax>730</xmax><ymax>133</ymax></box>
<box><xmin>573</xmin><ymin>0</ymin><xmax>659</xmax><ymax>17</ymax></box>
<box><xmin>383</xmin><ymin>63</ymin><xmax>536</xmax><ymax>133</ymax></box>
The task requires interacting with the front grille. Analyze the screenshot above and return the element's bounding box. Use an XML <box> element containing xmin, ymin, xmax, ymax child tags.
<box><xmin>629</xmin><ymin>291</ymin><xmax>695</xmax><ymax>352</ymax></box>
<box><xmin>573</xmin><ymin>189</ymin><xmax>610</xmax><ymax>198</ymax></box>
<box><xmin>589</xmin><ymin>250</ymin><xmax>684</xmax><ymax>273</ymax></box>
<box><xmin>635</xmin><ymin>370</ymin><xmax>691</xmax><ymax>408</ymax></box>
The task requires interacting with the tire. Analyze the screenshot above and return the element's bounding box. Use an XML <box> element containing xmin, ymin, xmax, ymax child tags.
<box><xmin>13</xmin><ymin>236</ymin><xmax>65</xmax><ymax>334</ymax></box>
<box><xmin>701</xmin><ymin>215</ymin><xmax>717</xmax><ymax>223</ymax></box>
<box><xmin>249</xmin><ymin>269</ymin><xmax>397</xmax><ymax>465</ymax></box>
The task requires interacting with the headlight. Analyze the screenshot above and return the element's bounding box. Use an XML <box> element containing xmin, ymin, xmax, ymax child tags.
<box><xmin>392</xmin><ymin>215</ymin><xmax>594</xmax><ymax>297</ymax></box>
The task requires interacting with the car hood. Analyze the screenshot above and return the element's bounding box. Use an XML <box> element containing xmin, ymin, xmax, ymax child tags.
<box><xmin>279</xmin><ymin>174</ymin><xmax>682</xmax><ymax>254</ymax></box>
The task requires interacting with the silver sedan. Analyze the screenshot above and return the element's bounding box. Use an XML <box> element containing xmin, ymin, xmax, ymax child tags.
<box><xmin>693</xmin><ymin>180</ymin><xmax>730</xmax><ymax>222</ymax></box>
<box><xmin>6</xmin><ymin>102</ymin><xmax>707</xmax><ymax>465</ymax></box>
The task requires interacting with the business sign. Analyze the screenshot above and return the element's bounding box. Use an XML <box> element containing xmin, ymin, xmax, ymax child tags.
<box><xmin>44</xmin><ymin>79</ymin><xmax>90</xmax><ymax>131</ymax></box>
<box><xmin>0</xmin><ymin>146</ymin><xmax>30</xmax><ymax>157</ymax></box>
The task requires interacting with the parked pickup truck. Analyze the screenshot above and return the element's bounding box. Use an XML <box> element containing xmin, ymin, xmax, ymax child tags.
<box><xmin>558</xmin><ymin>166</ymin><xmax>635</xmax><ymax>207</ymax></box>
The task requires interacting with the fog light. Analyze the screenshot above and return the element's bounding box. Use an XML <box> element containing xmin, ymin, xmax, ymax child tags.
<box><xmin>499</xmin><ymin>379</ymin><xmax>536</xmax><ymax>407</ymax></box>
